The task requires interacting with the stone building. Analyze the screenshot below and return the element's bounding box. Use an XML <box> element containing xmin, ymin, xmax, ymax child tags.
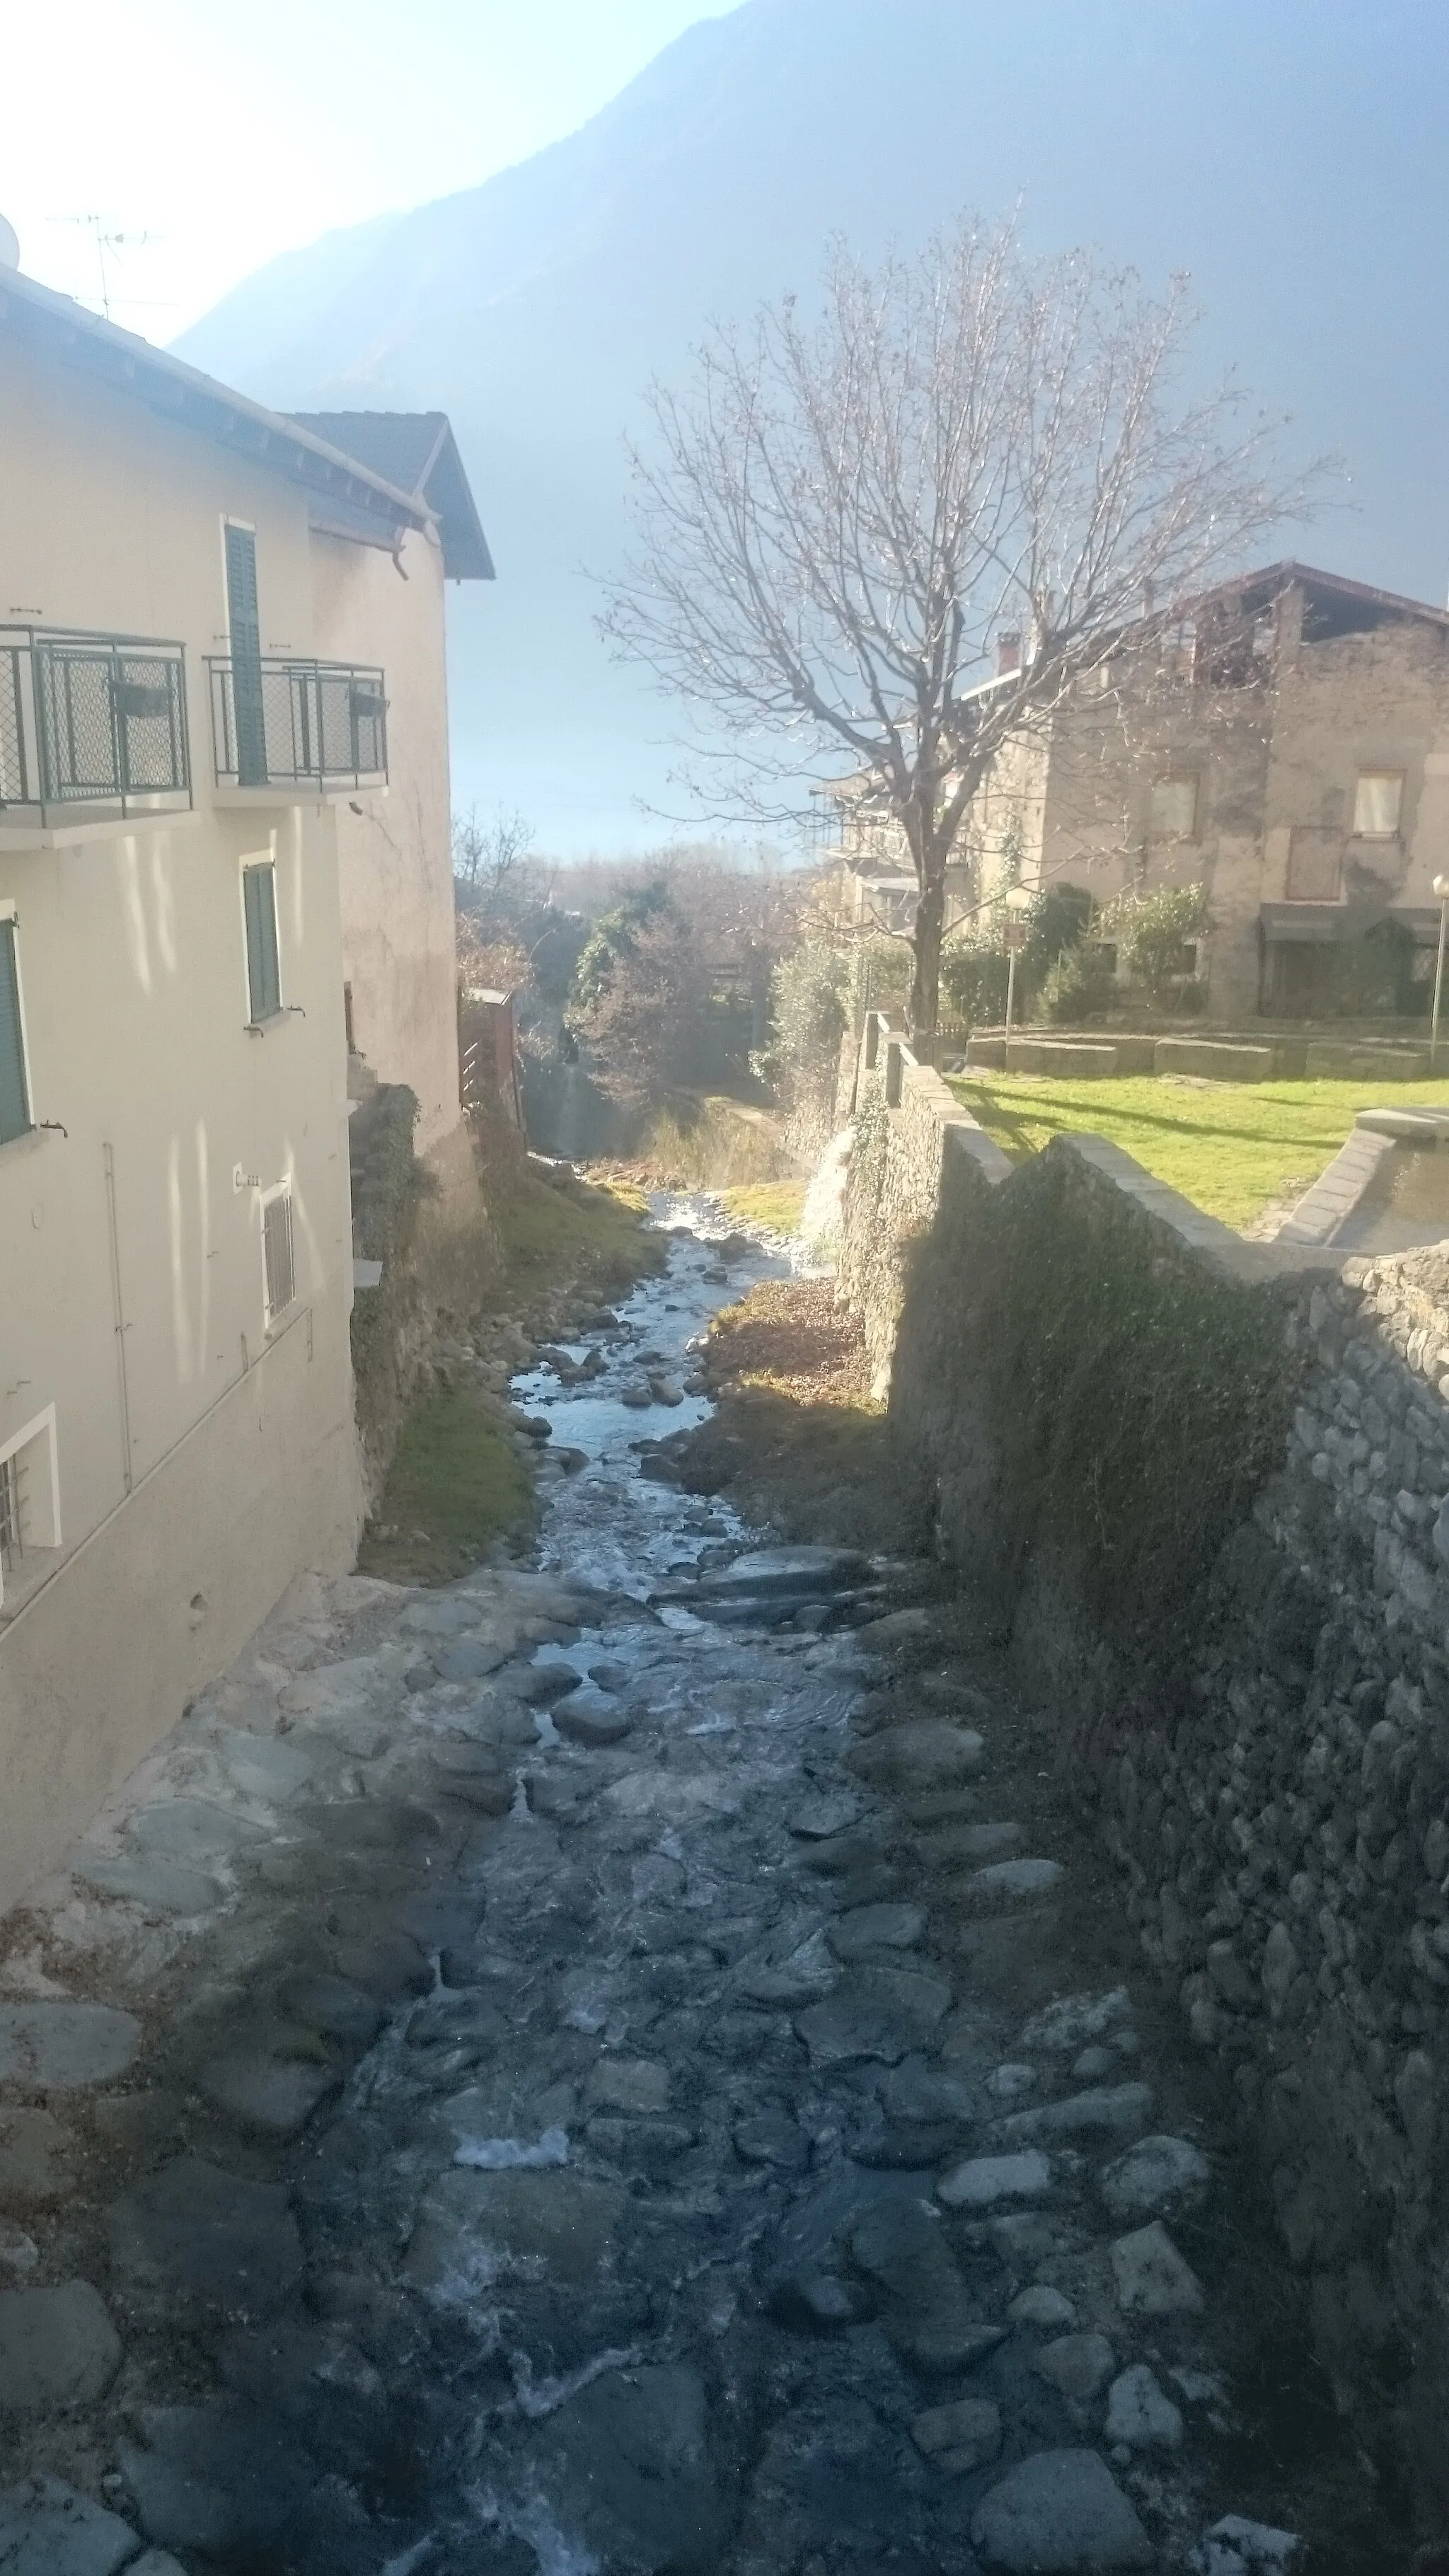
<box><xmin>0</xmin><ymin>247</ymin><xmax>486</xmax><ymax>1904</ymax></box>
<box><xmin>829</xmin><ymin>563</ymin><xmax>1449</xmax><ymax>1024</ymax></box>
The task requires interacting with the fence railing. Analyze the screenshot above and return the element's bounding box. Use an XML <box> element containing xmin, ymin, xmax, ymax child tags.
<box><xmin>207</xmin><ymin>658</ymin><xmax>388</xmax><ymax>792</ymax></box>
<box><xmin>0</xmin><ymin>627</ymin><xmax>191</xmax><ymax>824</ymax></box>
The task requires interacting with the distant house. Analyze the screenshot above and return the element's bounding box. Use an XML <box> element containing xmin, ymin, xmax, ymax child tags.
<box><xmin>827</xmin><ymin>564</ymin><xmax>1449</xmax><ymax>1023</ymax></box>
<box><xmin>0</xmin><ymin>252</ymin><xmax>487</xmax><ymax>1905</ymax></box>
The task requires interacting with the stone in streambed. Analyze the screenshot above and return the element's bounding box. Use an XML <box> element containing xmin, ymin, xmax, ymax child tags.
<box><xmin>108</xmin><ymin>2159</ymin><xmax>304</xmax><ymax>2318</ymax></box>
<box><xmin>827</xmin><ymin>1902</ymin><xmax>925</xmax><ymax>1960</ymax></box>
<box><xmin>1008</xmin><ymin>2285</ymin><xmax>1077</xmax><ymax>2331</ymax></box>
<box><xmin>795</xmin><ymin>1963</ymin><xmax>951</xmax><ymax>2067</ymax></box>
<box><xmin>514</xmin><ymin>1663</ymin><xmax>584</xmax><ymax>1706</ymax></box>
<box><xmin>125</xmin><ymin>1800</ymin><xmax>264</xmax><ymax>1865</ymax></box>
<box><xmin>964</xmin><ymin>1856</ymin><xmax>1065</xmax><ymax>1907</ymax></box>
<box><xmin>768</xmin><ymin>2271</ymin><xmax>865</xmax><ymax>2332</ymax></box>
<box><xmin>434</xmin><ymin>1637</ymin><xmax>512</xmax><ymax>1682</ymax></box>
<box><xmin>120</xmin><ymin>2403</ymin><xmax>318</xmax><ymax>2560</ymax></box>
<box><xmin>1020</xmin><ymin>1986</ymin><xmax>1133</xmax><ymax>2055</ymax></box>
<box><xmin>1110</xmin><ymin>2220</ymin><xmax>1204</xmax><ymax>2318</ymax></box>
<box><xmin>0</xmin><ymin>2002</ymin><xmax>139</xmax><ymax>2089</ymax></box>
<box><xmin>553</xmin><ymin>1696</ymin><xmax>633</xmax><ymax>1746</ymax></box>
<box><xmin>197</xmin><ymin>2053</ymin><xmax>342</xmax><ymax>2140</ymax></box>
<box><xmin>996</xmin><ymin>2084</ymin><xmax>1154</xmax><ymax>2147</ymax></box>
<box><xmin>734</xmin><ymin>2110</ymin><xmax>809</xmax><ymax>2171</ymax></box>
<box><xmin>1099</xmin><ymin>2134</ymin><xmax>1211</xmax><ymax>2222</ymax></box>
<box><xmin>219</xmin><ymin>1731</ymin><xmax>316</xmax><ymax>1801</ymax></box>
<box><xmin>278</xmin><ymin>1973</ymin><xmax>383</xmax><ymax>2050</ymax></box>
<box><xmin>73</xmin><ymin>1851</ymin><xmax>224</xmax><ymax>1914</ymax></box>
<box><xmin>938</xmin><ymin>2151</ymin><xmax>1053</xmax><ymax>2210</ymax></box>
<box><xmin>585</xmin><ymin>2058</ymin><xmax>669</xmax><ymax>2115</ymax></box>
<box><xmin>1105</xmin><ymin>2364</ymin><xmax>1183</xmax><ymax>2451</ymax></box>
<box><xmin>0</xmin><ymin>2108</ymin><xmax>72</xmax><ymax>2207</ymax></box>
<box><xmin>911</xmin><ymin>2396</ymin><xmax>1002</xmax><ymax>2474</ymax></box>
<box><xmin>1032</xmin><ymin>2333</ymin><xmax>1116</xmax><ymax>2403</ymax></box>
<box><xmin>405</xmin><ymin>2168</ymin><xmax>625</xmax><ymax>2290</ymax></box>
<box><xmin>0</xmin><ymin>2282</ymin><xmax>124</xmax><ymax>2414</ymax></box>
<box><xmin>882</xmin><ymin>2055</ymin><xmax>976</xmax><ymax>2129</ymax></box>
<box><xmin>847</xmin><ymin>1720</ymin><xmax>985</xmax><ymax>1793</ymax></box>
<box><xmin>848</xmin><ymin>2197</ymin><xmax>1002</xmax><ymax>2375</ymax></box>
<box><xmin>971</xmin><ymin>2449</ymin><xmax>1153</xmax><ymax>2570</ymax></box>
<box><xmin>527</xmin><ymin>2363</ymin><xmax>732</xmax><ymax>2573</ymax></box>
<box><xmin>787</xmin><ymin>1790</ymin><xmax>862</xmax><ymax>1839</ymax></box>
<box><xmin>0</xmin><ymin>2476</ymin><xmax>142</xmax><ymax>2576</ymax></box>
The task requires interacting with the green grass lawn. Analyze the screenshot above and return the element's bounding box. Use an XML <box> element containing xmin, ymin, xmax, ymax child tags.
<box><xmin>720</xmin><ymin>1179</ymin><xmax>809</xmax><ymax>1235</ymax></box>
<box><xmin>945</xmin><ymin>1073</ymin><xmax>1449</xmax><ymax>1229</ymax></box>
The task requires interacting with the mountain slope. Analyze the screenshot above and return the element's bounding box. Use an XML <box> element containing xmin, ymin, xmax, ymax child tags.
<box><xmin>177</xmin><ymin>0</ymin><xmax>1449</xmax><ymax>848</ymax></box>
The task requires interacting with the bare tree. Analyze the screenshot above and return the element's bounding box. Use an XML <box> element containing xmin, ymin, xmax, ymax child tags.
<box><xmin>600</xmin><ymin>219</ymin><xmax>1316</xmax><ymax>1047</ymax></box>
<box><xmin>452</xmin><ymin>804</ymin><xmax>534</xmax><ymax>904</ymax></box>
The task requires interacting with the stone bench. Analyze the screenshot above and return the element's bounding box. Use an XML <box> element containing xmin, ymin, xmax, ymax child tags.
<box><xmin>1305</xmin><ymin>1042</ymin><xmax>1429</xmax><ymax>1080</ymax></box>
<box><xmin>1153</xmin><ymin>1038</ymin><xmax>1274</xmax><ymax>1082</ymax></box>
<box><xmin>1006</xmin><ymin>1039</ymin><xmax>1118</xmax><ymax>1078</ymax></box>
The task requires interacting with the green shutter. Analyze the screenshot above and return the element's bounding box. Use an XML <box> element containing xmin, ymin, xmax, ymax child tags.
<box><xmin>243</xmin><ymin>865</ymin><xmax>281</xmax><ymax>1022</ymax></box>
<box><xmin>225</xmin><ymin>524</ymin><xmax>267</xmax><ymax>787</ymax></box>
<box><xmin>0</xmin><ymin>923</ymin><xmax>31</xmax><ymax>1145</ymax></box>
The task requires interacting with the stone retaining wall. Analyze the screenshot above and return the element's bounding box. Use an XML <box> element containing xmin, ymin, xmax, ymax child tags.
<box><xmin>839</xmin><ymin>1012</ymin><xmax>1449</xmax><ymax>2518</ymax></box>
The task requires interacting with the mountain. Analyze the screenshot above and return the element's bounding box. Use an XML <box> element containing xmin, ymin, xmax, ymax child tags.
<box><xmin>177</xmin><ymin>0</ymin><xmax>1449</xmax><ymax>852</ymax></box>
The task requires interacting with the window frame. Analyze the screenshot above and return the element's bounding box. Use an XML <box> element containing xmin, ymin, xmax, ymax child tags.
<box><xmin>1148</xmin><ymin>771</ymin><xmax>1201</xmax><ymax>844</ymax></box>
<box><xmin>1351</xmin><ymin>769</ymin><xmax>1405</xmax><ymax>840</ymax></box>
<box><xmin>260</xmin><ymin>1181</ymin><xmax>296</xmax><ymax>1328</ymax></box>
<box><xmin>240</xmin><ymin>855</ymin><xmax>283</xmax><ymax>1027</ymax></box>
<box><xmin>0</xmin><ymin>1404</ymin><xmax>62</xmax><ymax>1614</ymax></box>
<box><xmin>0</xmin><ymin>906</ymin><xmax>35</xmax><ymax>1150</ymax></box>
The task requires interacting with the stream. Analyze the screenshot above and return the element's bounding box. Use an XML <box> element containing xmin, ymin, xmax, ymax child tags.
<box><xmin>0</xmin><ymin>1202</ymin><xmax>1376</xmax><ymax>2575</ymax></box>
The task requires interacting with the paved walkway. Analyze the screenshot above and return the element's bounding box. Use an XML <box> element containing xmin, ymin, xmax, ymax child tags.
<box><xmin>0</xmin><ymin>1217</ymin><xmax>1341</xmax><ymax>2572</ymax></box>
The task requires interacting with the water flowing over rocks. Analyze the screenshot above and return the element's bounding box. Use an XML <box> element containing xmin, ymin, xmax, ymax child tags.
<box><xmin>0</xmin><ymin>1208</ymin><xmax>1386</xmax><ymax>2570</ymax></box>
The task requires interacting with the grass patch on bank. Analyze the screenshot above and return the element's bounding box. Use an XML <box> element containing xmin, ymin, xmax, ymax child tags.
<box><xmin>358</xmin><ymin>1391</ymin><xmax>536</xmax><ymax>1585</ymax></box>
<box><xmin>494</xmin><ymin>1169</ymin><xmax>664</xmax><ymax>1314</ymax></box>
<box><xmin>675</xmin><ymin>1278</ymin><xmax>928</xmax><ymax>1552</ymax></box>
<box><xmin>718</xmin><ymin>1179</ymin><xmax>809</xmax><ymax>1235</ymax></box>
<box><xmin>947</xmin><ymin>1071</ymin><xmax>1449</xmax><ymax>1229</ymax></box>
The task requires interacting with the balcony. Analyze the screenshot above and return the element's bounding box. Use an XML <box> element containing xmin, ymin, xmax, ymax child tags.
<box><xmin>0</xmin><ymin>626</ymin><xmax>192</xmax><ymax>833</ymax></box>
<box><xmin>207</xmin><ymin>658</ymin><xmax>388</xmax><ymax>797</ymax></box>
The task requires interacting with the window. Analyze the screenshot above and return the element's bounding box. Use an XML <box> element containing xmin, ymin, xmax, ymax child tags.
<box><xmin>243</xmin><ymin>862</ymin><xmax>281</xmax><ymax>1023</ymax></box>
<box><xmin>0</xmin><ymin>1408</ymin><xmax>61</xmax><ymax>1615</ymax></box>
<box><xmin>1150</xmin><ymin>774</ymin><xmax>1199</xmax><ymax>841</ymax></box>
<box><xmin>1353</xmin><ymin>771</ymin><xmax>1404</xmax><ymax>837</ymax></box>
<box><xmin>262</xmin><ymin>1188</ymin><xmax>295</xmax><ymax>1323</ymax></box>
<box><xmin>0</xmin><ymin>920</ymin><xmax>31</xmax><ymax>1146</ymax></box>
<box><xmin>1286</xmin><ymin>828</ymin><xmax>1343</xmax><ymax>902</ymax></box>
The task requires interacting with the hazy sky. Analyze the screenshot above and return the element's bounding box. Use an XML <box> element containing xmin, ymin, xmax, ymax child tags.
<box><xmin>5</xmin><ymin>0</ymin><xmax>737</xmax><ymax>337</ymax></box>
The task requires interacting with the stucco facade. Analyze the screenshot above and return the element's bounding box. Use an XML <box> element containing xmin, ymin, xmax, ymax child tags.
<box><xmin>832</xmin><ymin>567</ymin><xmax>1449</xmax><ymax>1024</ymax></box>
<box><xmin>0</xmin><ymin>278</ymin><xmax>464</xmax><ymax>1905</ymax></box>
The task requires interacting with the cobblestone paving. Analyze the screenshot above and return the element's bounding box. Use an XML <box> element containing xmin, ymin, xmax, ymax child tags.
<box><xmin>0</xmin><ymin>1213</ymin><xmax>1334</xmax><ymax>2572</ymax></box>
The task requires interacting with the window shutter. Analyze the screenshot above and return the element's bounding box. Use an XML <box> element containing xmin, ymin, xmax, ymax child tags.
<box><xmin>243</xmin><ymin>865</ymin><xmax>281</xmax><ymax>1022</ymax></box>
<box><xmin>263</xmin><ymin>1191</ymin><xmax>295</xmax><ymax>1319</ymax></box>
<box><xmin>224</xmin><ymin>524</ymin><xmax>267</xmax><ymax>787</ymax></box>
<box><xmin>0</xmin><ymin>924</ymin><xmax>31</xmax><ymax>1146</ymax></box>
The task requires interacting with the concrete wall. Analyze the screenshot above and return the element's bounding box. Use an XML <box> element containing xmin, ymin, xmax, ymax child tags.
<box><xmin>839</xmin><ymin>1014</ymin><xmax>1449</xmax><ymax>2519</ymax></box>
<box><xmin>0</xmin><ymin>329</ymin><xmax>363</xmax><ymax>1910</ymax></box>
<box><xmin>311</xmin><ymin>524</ymin><xmax>463</xmax><ymax>1155</ymax></box>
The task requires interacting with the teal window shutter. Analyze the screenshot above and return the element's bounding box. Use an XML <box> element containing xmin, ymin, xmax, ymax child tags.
<box><xmin>243</xmin><ymin>865</ymin><xmax>281</xmax><ymax>1022</ymax></box>
<box><xmin>0</xmin><ymin>923</ymin><xmax>31</xmax><ymax>1145</ymax></box>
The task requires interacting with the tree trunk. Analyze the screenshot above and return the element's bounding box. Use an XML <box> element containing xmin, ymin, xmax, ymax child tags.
<box><xmin>910</xmin><ymin>868</ymin><xmax>946</xmax><ymax>1061</ymax></box>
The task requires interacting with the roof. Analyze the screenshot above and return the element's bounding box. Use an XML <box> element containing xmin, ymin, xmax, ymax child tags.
<box><xmin>1184</xmin><ymin>559</ymin><xmax>1449</xmax><ymax>637</ymax></box>
<box><xmin>0</xmin><ymin>266</ymin><xmax>430</xmax><ymax>544</ymax></box>
<box><xmin>289</xmin><ymin>412</ymin><xmax>493</xmax><ymax>581</ymax></box>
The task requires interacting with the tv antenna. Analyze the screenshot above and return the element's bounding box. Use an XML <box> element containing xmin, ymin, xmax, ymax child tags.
<box><xmin>51</xmin><ymin>214</ymin><xmax>155</xmax><ymax>320</ymax></box>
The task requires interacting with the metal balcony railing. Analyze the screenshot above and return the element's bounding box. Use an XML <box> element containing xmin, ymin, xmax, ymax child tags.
<box><xmin>0</xmin><ymin>626</ymin><xmax>191</xmax><ymax>825</ymax></box>
<box><xmin>207</xmin><ymin>658</ymin><xmax>388</xmax><ymax>793</ymax></box>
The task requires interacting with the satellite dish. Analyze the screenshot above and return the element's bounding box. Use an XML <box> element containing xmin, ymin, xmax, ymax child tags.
<box><xmin>0</xmin><ymin>217</ymin><xmax>18</xmax><ymax>272</ymax></box>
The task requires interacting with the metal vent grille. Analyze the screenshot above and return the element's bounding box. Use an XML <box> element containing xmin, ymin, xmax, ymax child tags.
<box><xmin>262</xmin><ymin>1191</ymin><xmax>295</xmax><ymax>1321</ymax></box>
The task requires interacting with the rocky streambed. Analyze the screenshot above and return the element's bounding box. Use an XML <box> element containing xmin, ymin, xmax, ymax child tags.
<box><xmin>0</xmin><ymin>1207</ymin><xmax>1390</xmax><ymax>2573</ymax></box>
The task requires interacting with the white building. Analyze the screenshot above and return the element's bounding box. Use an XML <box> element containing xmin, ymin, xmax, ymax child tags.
<box><xmin>0</xmin><ymin>250</ymin><xmax>489</xmax><ymax>1905</ymax></box>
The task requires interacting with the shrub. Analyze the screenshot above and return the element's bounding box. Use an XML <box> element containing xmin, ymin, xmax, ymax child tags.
<box><xmin>1039</xmin><ymin>940</ymin><xmax>1116</xmax><ymax>1023</ymax></box>
<box><xmin>1101</xmin><ymin>882</ymin><xmax>1211</xmax><ymax>1003</ymax></box>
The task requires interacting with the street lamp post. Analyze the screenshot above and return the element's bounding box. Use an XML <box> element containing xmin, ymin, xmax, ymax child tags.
<box><xmin>1003</xmin><ymin>886</ymin><xmax>1033</xmax><ymax>1064</ymax></box>
<box><xmin>1433</xmin><ymin>875</ymin><xmax>1449</xmax><ymax>1075</ymax></box>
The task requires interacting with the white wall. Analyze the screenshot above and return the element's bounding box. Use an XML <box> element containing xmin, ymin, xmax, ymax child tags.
<box><xmin>0</xmin><ymin>331</ymin><xmax>363</xmax><ymax>1907</ymax></box>
<box><xmin>309</xmin><ymin>524</ymin><xmax>463</xmax><ymax>1154</ymax></box>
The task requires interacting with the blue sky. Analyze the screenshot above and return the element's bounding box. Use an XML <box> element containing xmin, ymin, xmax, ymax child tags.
<box><xmin>5</xmin><ymin>0</ymin><xmax>737</xmax><ymax>337</ymax></box>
